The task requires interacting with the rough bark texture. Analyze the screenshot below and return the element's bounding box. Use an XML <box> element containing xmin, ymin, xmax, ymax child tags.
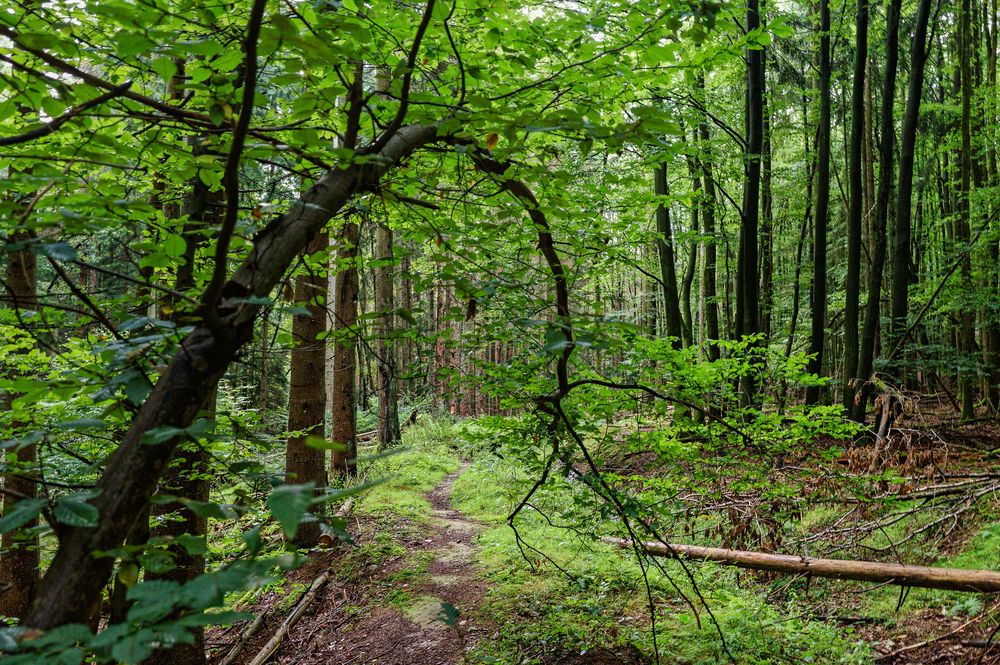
<box><xmin>330</xmin><ymin>221</ymin><xmax>360</xmax><ymax>476</ymax></box>
<box><xmin>285</xmin><ymin>231</ymin><xmax>329</xmax><ymax>547</ymax></box>
<box><xmin>23</xmin><ymin>123</ymin><xmax>438</xmax><ymax>631</ymax></box>
<box><xmin>374</xmin><ymin>223</ymin><xmax>401</xmax><ymax>447</ymax></box>
<box><xmin>0</xmin><ymin>233</ymin><xmax>39</xmax><ymax>619</ymax></box>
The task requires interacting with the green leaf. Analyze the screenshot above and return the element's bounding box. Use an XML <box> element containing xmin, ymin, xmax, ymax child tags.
<box><xmin>162</xmin><ymin>233</ymin><xmax>186</xmax><ymax>258</ymax></box>
<box><xmin>267</xmin><ymin>483</ymin><xmax>316</xmax><ymax>540</ymax></box>
<box><xmin>151</xmin><ymin>57</ymin><xmax>176</xmax><ymax>82</ymax></box>
<box><xmin>54</xmin><ymin>493</ymin><xmax>99</xmax><ymax>528</ymax></box>
<box><xmin>0</xmin><ymin>498</ymin><xmax>46</xmax><ymax>534</ymax></box>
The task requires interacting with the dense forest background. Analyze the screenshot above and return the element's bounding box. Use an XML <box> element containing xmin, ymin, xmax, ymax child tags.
<box><xmin>0</xmin><ymin>0</ymin><xmax>999</xmax><ymax>661</ymax></box>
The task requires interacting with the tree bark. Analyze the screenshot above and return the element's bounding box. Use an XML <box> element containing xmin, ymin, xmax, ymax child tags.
<box><xmin>374</xmin><ymin>223</ymin><xmax>401</xmax><ymax>447</ymax></box>
<box><xmin>852</xmin><ymin>0</ymin><xmax>902</xmax><ymax>424</ymax></box>
<box><xmin>806</xmin><ymin>0</ymin><xmax>831</xmax><ymax>406</ymax></box>
<box><xmin>889</xmin><ymin>0</ymin><xmax>934</xmax><ymax>385</ymax></box>
<box><xmin>284</xmin><ymin>231</ymin><xmax>329</xmax><ymax>547</ymax></box>
<box><xmin>738</xmin><ymin>0</ymin><xmax>764</xmax><ymax>405</ymax></box>
<box><xmin>0</xmin><ymin>232</ymin><xmax>39</xmax><ymax>619</ymax></box>
<box><xmin>605</xmin><ymin>537</ymin><xmax>1000</xmax><ymax>592</ymax></box>
<box><xmin>843</xmin><ymin>0</ymin><xmax>869</xmax><ymax>413</ymax></box>
<box><xmin>698</xmin><ymin>110</ymin><xmax>721</xmax><ymax>362</ymax></box>
<box><xmin>330</xmin><ymin>221</ymin><xmax>360</xmax><ymax>476</ymax></box>
<box><xmin>655</xmin><ymin>164</ymin><xmax>684</xmax><ymax>349</ymax></box>
<box><xmin>957</xmin><ymin>0</ymin><xmax>977</xmax><ymax>420</ymax></box>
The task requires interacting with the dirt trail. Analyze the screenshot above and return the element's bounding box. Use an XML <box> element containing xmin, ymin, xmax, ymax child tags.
<box><xmin>236</xmin><ymin>467</ymin><xmax>489</xmax><ymax>665</ymax></box>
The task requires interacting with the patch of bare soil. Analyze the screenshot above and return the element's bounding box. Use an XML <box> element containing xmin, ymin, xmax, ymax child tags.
<box><xmin>217</xmin><ymin>467</ymin><xmax>491</xmax><ymax>665</ymax></box>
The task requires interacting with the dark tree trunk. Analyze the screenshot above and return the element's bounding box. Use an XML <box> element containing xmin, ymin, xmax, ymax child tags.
<box><xmin>806</xmin><ymin>0</ymin><xmax>831</xmax><ymax>406</ymax></box>
<box><xmin>738</xmin><ymin>0</ymin><xmax>765</xmax><ymax>404</ymax></box>
<box><xmin>330</xmin><ymin>221</ymin><xmax>360</xmax><ymax>476</ymax></box>
<box><xmin>699</xmin><ymin>112</ymin><xmax>721</xmax><ymax>362</ymax></box>
<box><xmin>655</xmin><ymin>164</ymin><xmax>684</xmax><ymax>349</ymax></box>
<box><xmin>284</xmin><ymin>231</ymin><xmax>329</xmax><ymax>547</ymax></box>
<box><xmin>23</xmin><ymin>124</ymin><xmax>438</xmax><ymax>632</ymax></box>
<box><xmin>853</xmin><ymin>0</ymin><xmax>902</xmax><ymax>424</ymax></box>
<box><xmin>957</xmin><ymin>0</ymin><xmax>976</xmax><ymax>419</ymax></box>
<box><xmin>843</xmin><ymin>0</ymin><xmax>869</xmax><ymax>413</ymax></box>
<box><xmin>760</xmin><ymin>51</ymin><xmax>774</xmax><ymax>344</ymax></box>
<box><xmin>889</xmin><ymin>0</ymin><xmax>934</xmax><ymax>382</ymax></box>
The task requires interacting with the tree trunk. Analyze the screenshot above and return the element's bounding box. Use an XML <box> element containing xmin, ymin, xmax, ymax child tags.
<box><xmin>284</xmin><ymin>231</ymin><xmax>329</xmax><ymax>547</ymax></box>
<box><xmin>0</xmin><ymin>232</ymin><xmax>39</xmax><ymax>619</ymax></box>
<box><xmin>699</xmin><ymin>110</ymin><xmax>721</xmax><ymax>362</ymax></box>
<box><xmin>605</xmin><ymin>537</ymin><xmax>1000</xmax><ymax>593</ymax></box>
<box><xmin>330</xmin><ymin>221</ymin><xmax>360</xmax><ymax>476</ymax></box>
<box><xmin>375</xmin><ymin>223</ymin><xmax>401</xmax><ymax>447</ymax></box>
<box><xmin>655</xmin><ymin>164</ymin><xmax>684</xmax><ymax>349</ymax></box>
<box><xmin>23</xmin><ymin>124</ymin><xmax>438</xmax><ymax>632</ymax></box>
<box><xmin>957</xmin><ymin>0</ymin><xmax>977</xmax><ymax>420</ymax></box>
<box><xmin>843</xmin><ymin>0</ymin><xmax>869</xmax><ymax>414</ymax></box>
<box><xmin>852</xmin><ymin>0</ymin><xmax>902</xmax><ymax>424</ymax></box>
<box><xmin>738</xmin><ymin>0</ymin><xmax>764</xmax><ymax>405</ymax></box>
<box><xmin>806</xmin><ymin>0</ymin><xmax>831</xmax><ymax>406</ymax></box>
<box><xmin>889</xmin><ymin>0</ymin><xmax>934</xmax><ymax>383</ymax></box>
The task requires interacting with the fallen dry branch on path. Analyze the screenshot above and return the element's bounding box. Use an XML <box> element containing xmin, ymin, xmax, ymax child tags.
<box><xmin>604</xmin><ymin>537</ymin><xmax>1000</xmax><ymax>592</ymax></box>
<box><xmin>217</xmin><ymin>498</ymin><xmax>355</xmax><ymax>665</ymax></box>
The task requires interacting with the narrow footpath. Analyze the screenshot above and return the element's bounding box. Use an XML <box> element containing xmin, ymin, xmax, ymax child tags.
<box><xmin>230</xmin><ymin>467</ymin><xmax>489</xmax><ymax>665</ymax></box>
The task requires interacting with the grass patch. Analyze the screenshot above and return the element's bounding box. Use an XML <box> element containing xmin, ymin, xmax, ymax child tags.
<box><xmin>453</xmin><ymin>450</ymin><xmax>871</xmax><ymax>664</ymax></box>
<box><xmin>353</xmin><ymin>418</ymin><xmax>462</xmax><ymax>521</ymax></box>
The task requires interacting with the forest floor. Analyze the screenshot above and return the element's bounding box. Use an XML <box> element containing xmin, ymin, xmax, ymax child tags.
<box><xmin>209</xmin><ymin>416</ymin><xmax>1000</xmax><ymax>665</ymax></box>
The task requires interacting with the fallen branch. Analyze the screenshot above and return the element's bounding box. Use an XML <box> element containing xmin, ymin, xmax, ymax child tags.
<box><xmin>217</xmin><ymin>612</ymin><xmax>266</xmax><ymax>665</ymax></box>
<box><xmin>604</xmin><ymin>537</ymin><xmax>1000</xmax><ymax>593</ymax></box>
<box><xmin>246</xmin><ymin>569</ymin><xmax>330</xmax><ymax>665</ymax></box>
<box><xmin>222</xmin><ymin>497</ymin><xmax>355</xmax><ymax>664</ymax></box>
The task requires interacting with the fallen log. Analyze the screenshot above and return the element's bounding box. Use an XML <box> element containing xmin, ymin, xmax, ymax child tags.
<box><xmin>246</xmin><ymin>569</ymin><xmax>330</xmax><ymax>665</ymax></box>
<box><xmin>603</xmin><ymin>537</ymin><xmax>1000</xmax><ymax>593</ymax></box>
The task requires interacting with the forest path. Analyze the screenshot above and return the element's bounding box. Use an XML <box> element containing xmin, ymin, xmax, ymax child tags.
<box><xmin>256</xmin><ymin>465</ymin><xmax>490</xmax><ymax>665</ymax></box>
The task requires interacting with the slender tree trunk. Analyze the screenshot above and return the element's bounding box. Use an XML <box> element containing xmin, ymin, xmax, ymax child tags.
<box><xmin>760</xmin><ymin>54</ymin><xmax>775</xmax><ymax>344</ymax></box>
<box><xmin>806</xmin><ymin>0</ymin><xmax>832</xmax><ymax>405</ymax></box>
<box><xmin>0</xmin><ymin>233</ymin><xmax>39</xmax><ymax>619</ymax></box>
<box><xmin>889</xmin><ymin>0</ymin><xmax>934</xmax><ymax>384</ymax></box>
<box><xmin>682</xmin><ymin>150</ymin><xmax>699</xmax><ymax>347</ymax></box>
<box><xmin>699</xmin><ymin>114</ymin><xmax>721</xmax><ymax>362</ymax></box>
<box><xmin>738</xmin><ymin>0</ymin><xmax>765</xmax><ymax>405</ymax></box>
<box><xmin>957</xmin><ymin>0</ymin><xmax>977</xmax><ymax>419</ymax></box>
<box><xmin>844</xmin><ymin>0</ymin><xmax>869</xmax><ymax>413</ymax></box>
<box><xmin>330</xmin><ymin>221</ymin><xmax>359</xmax><ymax>476</ymax></box>
<box><xmin>655</xmin><ymin>164</ymin><xmax>684</xmax><ymax>349</ymax></box>
<box><xmin>853</xmin><ymin>0</ymin><xmax>902</xmax><ymax>424</ymax></box>
<box><xmin>285</xmin><ymin>231</ymin><xmax>329</xmax><ymax>547</ymax></box>
<box><xmin>375</xmin><ymin>223</ymin><xmax>401</xmax><ymax>447</ymax></box>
